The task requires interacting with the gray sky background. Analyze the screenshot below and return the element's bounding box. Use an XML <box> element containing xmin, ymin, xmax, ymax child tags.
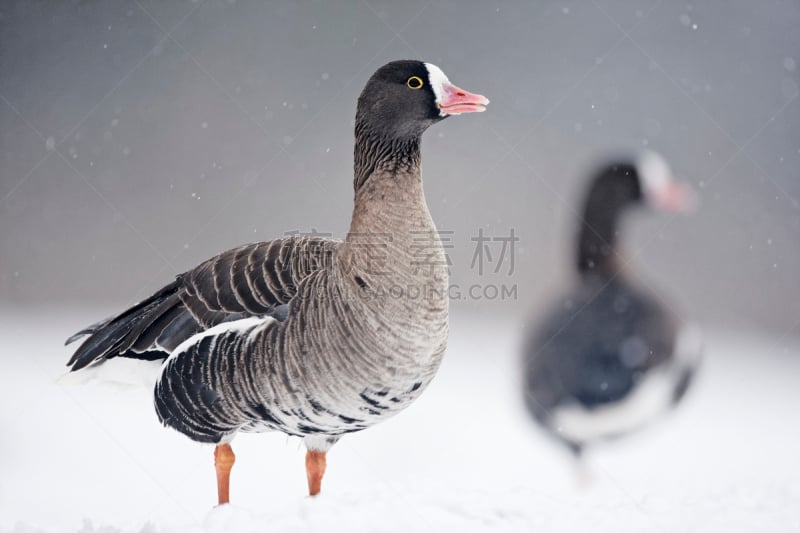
<box><xmin>1</xmin><ymin>0</ymin><xmax>798</xmax><ymax>337</ymax></box>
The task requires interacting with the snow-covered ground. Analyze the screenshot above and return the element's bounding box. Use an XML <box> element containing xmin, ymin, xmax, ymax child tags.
<box><xmin>1</xmin><ymin>310</ymin><xmax>798</xmax><ymax>532</ymax></box>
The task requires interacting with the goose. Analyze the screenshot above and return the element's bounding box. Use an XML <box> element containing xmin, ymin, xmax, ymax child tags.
<box><xmin>523</xmin><ymin>151</ymin><xmax>702</xmax><ymax>463</ymax></box>
<box><xmin>65</xmin><ymin>60</ymin><xmax>489</xmax><ymax>504</ymax></box>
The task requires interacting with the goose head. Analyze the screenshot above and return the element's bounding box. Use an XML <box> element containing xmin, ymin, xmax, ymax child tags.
<box><xmin>356</xmin><ymin>60</ymin><xmax>489</xmax><ymax>140</ymax></box>
<box><xmin>588</xmin><ymin>151</ymin><xmax>696</xmax><ymax>215</ymax></box>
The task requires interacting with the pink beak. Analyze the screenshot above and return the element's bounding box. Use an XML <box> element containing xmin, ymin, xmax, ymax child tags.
<box><xmin>650</xmin><ymin>180</ymin><xmax>698</xmax><ymax>213</ymax></box>
<box><xmin>437</xmin><ymin>83</ymin><xmax>490</xmax><ymax>116</ymax></box>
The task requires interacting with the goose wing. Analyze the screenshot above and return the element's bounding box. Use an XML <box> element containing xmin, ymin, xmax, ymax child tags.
<box><xmin>66</xmin><ymin>236</ymin><xmax>339</xmax><ymax>371</ymax></box>
<box><xmin>525</xmin><ymin>279</ymin><xmax>681</xmax><ymax>415</ymax></box>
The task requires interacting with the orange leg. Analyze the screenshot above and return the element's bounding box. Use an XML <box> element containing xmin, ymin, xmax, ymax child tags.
<box><xmin>214</xmin><ymin>443</ymin><xmax>236</xmax><ymax>505</ymax></box>
<box><xmin>305</xmin><ymin>450</ymin><xmax>327</xmax><ymax>496</ymax></box>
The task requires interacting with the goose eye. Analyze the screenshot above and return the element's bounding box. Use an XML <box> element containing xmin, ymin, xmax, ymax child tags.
<box><xmin>406</xmin><ymin>76</ymin><xmax>424</xmax><ymax>90</ymax></box>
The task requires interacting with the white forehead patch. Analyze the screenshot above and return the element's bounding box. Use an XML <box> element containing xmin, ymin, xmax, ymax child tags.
<box><xmin>635</xmin><ymin>150</ymin><xmax>672</xmax><ymax>196</ymax></box>
<box><xmin>424</xmin><ymin>62</ymin><xmax>450</xmax><ymax>106</ymax></box>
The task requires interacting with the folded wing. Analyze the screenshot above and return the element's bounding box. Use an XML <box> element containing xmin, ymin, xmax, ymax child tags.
<box><xmin>65</xmin><ymin>236</ymin><xmax>339</xmax><ymax>371</ymax></box>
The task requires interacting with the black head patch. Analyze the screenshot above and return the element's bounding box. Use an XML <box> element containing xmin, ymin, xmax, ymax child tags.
<box><xmin>589</xmin><ymin>162</ymin><xmax>644</xmax><ymax>211</ymax></box>
<box><xmin>357</xmin><ymin>60</ymin><xmax>446</xmax><ymax>139</ymax></box>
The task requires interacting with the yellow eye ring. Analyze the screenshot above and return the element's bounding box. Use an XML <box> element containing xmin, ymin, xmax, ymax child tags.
<box><xmin>407</xmin><ymin>76</ymin><xmax>424</xmax><ymax>89</ymax></box>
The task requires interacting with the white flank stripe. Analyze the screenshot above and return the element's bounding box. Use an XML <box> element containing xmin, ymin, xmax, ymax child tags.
<box><xmin>552</xmin><ymin>367</ymin><xmax>677</xmax><ymax>443</ymax></box>
<box><xmin>161</xmin><ymin>316</ymin><xmax>275</xmax><ymax>369</ymax></box>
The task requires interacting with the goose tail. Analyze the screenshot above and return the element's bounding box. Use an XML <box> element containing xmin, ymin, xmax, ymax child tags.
<box><xmin>65</xmin><ymin>280</ymin><xmax>181</xmax><ymax>371</ymax></box>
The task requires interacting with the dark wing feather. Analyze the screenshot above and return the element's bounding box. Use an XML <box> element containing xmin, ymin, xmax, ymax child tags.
<box><xmin>65</xmin><ymin>236</ymin><xmax>339</xmax><ymax>371</ymax></box>
<box><xmin>66</xmin><ymin>280</ymin><xmax>181</xmax><ymax>370</ymax></box>
<box><xmin>129</xmin><ymin>300</ymin><xmax>192</xmax><ymax>353</ymax></box>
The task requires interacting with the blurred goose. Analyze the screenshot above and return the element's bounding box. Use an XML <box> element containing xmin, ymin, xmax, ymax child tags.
<box><xmin>523</xmin><ymin>152</ymin><xmax>702</xmax><ymax>462</ymax></box>
<box><xmin>66</xmin><ymin>60</ymin><xmax>488</xmax><ymax>504</ymax></box>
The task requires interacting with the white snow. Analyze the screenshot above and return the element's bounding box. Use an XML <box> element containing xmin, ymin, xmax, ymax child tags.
<box><xmin>1</xmin><ymin>310</ymin><xmax>799</xmax><ymax>532</ymax></box>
